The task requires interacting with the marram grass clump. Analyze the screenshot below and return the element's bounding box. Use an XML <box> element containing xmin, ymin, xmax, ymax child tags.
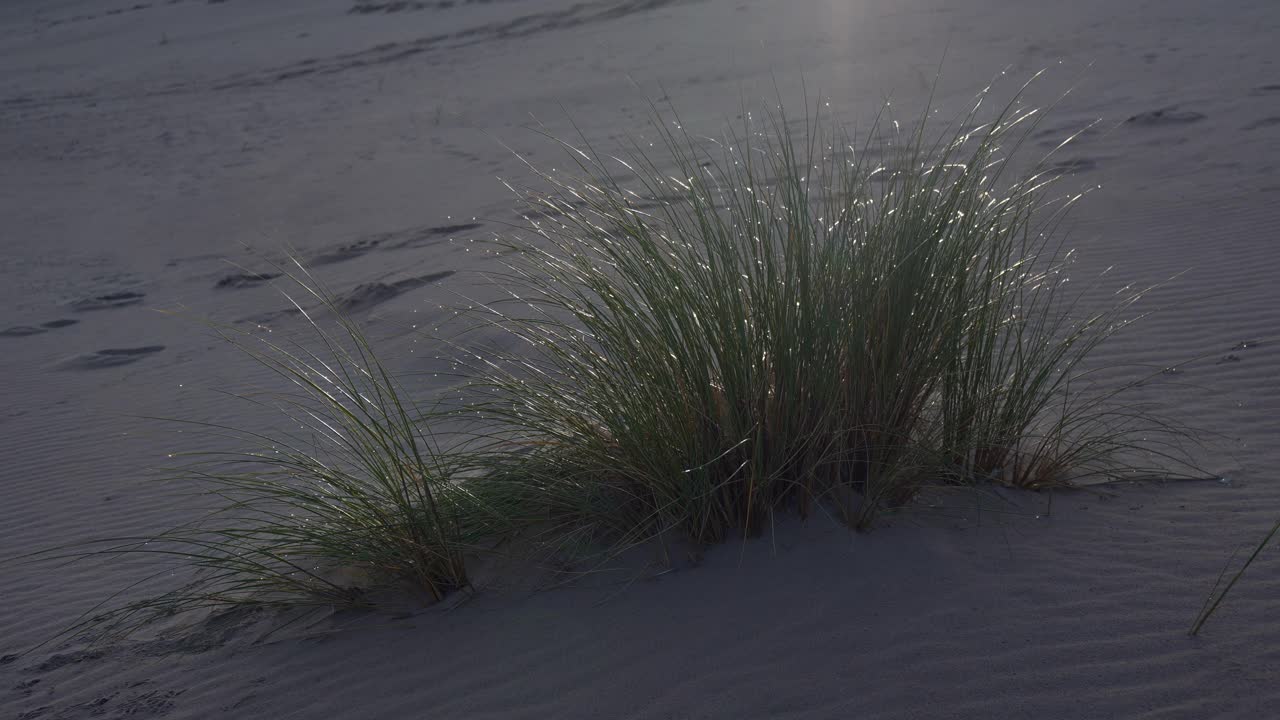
<box><xmin>36</xmin><ymin>81</ymin><xmax>1199</xmax><ymax>639</ymax></box>
<box><xmin>459</xmin><ymin>84</ymin><xmax>1192</xmax><ymax>551</ymax></box>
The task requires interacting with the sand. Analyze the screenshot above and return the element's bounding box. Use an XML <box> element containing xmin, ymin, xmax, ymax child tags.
<box><xmin>2</xmin><ymin>0</ymin><xmax>1279</xmax><ymax>717</ymax></box>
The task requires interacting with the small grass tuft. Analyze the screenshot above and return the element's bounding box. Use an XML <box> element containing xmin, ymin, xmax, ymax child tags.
<box><xmin>48</xmin><ymin>264</ymin><xmax>477</xmax><ymax>639</ymax></box>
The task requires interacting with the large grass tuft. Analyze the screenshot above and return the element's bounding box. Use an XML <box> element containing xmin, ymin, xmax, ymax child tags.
<box><xmin>457</xmin><ymin>82</ymin><xmax>1193</xmax><ymax>553</ymax></box>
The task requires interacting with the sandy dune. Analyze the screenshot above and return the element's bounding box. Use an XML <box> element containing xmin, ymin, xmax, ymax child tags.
<box><xmin>2</xmin><ymin>0</ymin><xmax>1278</xmax><ymax>717</ymax></box>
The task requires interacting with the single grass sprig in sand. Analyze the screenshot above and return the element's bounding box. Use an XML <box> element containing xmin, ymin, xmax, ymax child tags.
<box><xmin>1191</xmin><ymin>516</ymin><xmax>1280</xmax><ymax>635</ymax></box>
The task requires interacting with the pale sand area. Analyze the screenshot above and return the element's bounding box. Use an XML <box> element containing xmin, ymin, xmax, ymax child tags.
<box><xmin>2</xmin><ymin>0</ymin><xmax>1279</xmax><ymax>717</ymax></box>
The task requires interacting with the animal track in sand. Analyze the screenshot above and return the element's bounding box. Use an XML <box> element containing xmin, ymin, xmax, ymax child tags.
<box><xmin>26</xmin><ymin>649</ymin><xmax>107</xmax><ymax>673</ymax></box>
<box><xmin>164</xmin><ymin>253</ymin><xmax>224</xmax><ymax>268</ymax></box>
<box><xmin>1</xmin><ymin>319</ymin><xmax>80</xmax><ymax>337</ymax></box>
<box><xmin>349</xmin><ymin>0</ymin><xmax>528</xmax><ymax>13</ymax></box>
<box><xmin>389</xmin><ymin>223</ymin><xmax>485</xmax><ymax>249</ymax></box>
<box><xmin>1045</xmin><ymin>157</ymin><xmax>1100</xmax><ymax>175</ymax></box>
<box><xmin>6</xmin><ymin>1</ymin><xmax>696</xmax><ymax>110</ymax></box>
<box><xmin>41</xmin><ymin>2</ymin><xmax>160</xmax><ymax>29</ymax></box>
<box><xmin>1124</xmin><ymin>106</ymin><xmax>1206</xmax><ymax>127</ymax></box>
<box><xmin>70</xmin><ymin>291</ymin><xmax>145</xmax><ymax>311</ymax></box>
<box><xmin>1</xmin><ymin>326</ymin><xmax>47</xmax><ymax>337</ymax></box>
<box><xmin>1032</xmin><ymin>120</ymin><xmax>1102</xmax><ymax>148</ymax></box>
<box><xmin>311</xmin><ymin>237</ymin><xmax>384</xmax><ymax>265</ymax></box>
<box><xmin>238</xmin><ymin>308</ymin><xmax>302</xmax><ymax>326</ymax></box>
<box><xmin>237</xmin><ymin>271</ymin><xmax>456</xmax><ymax>325</ymax></box>
<box><xmin>64</xmin><ymin>684</ymin><xmax>186</xmax><ymax>718</ymax></box>
<box><xmin>312</xmin><ymin>223</ymin><xmax>484</xmax><ymax>265</ymax></box>
<box><xmin>209</xmin><ymin>0</ymin><xmax>696</xmax><ymax>91</ymax></box>
<box><xmin>335</xmin><ymin>271</ymin><xmax>456</xmax><ymax>312</ymax></box>
<box><xmin>60</xmin><ymin>346</ymin><xmax>166</xmax><ymax>370</ymax></box>
<box><xmin>214</xmin><ymin>272</ymin><xmax>282</xmax><ymax>289</ymax></box>
<box><xmin>1242</xmin><ymin>117</ymin><xmax>1280</xmax><ymax>131</ymax></box>
<box><xmin>349</xmin><ymin>1</ymin><xmax>434</xmax><ymax>12</ymax></box>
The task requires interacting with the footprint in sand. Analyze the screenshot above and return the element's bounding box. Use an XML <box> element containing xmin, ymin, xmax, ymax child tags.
<box><xmin>238</xmin><ymin>308</ymin><xmax>302</xmax><ymax>326</ymax></box>
<box><xmin>335</xmin><ymin>271</ymin><xmax>456</xmax><ymax>312</ymax></box>
<box><xmin>1</xmin><ymin>326</ymin><xmax>46</xmax><ymax>337</ymax></box>
<box><xmin>215</xmin><ymin>272</ymin><xmax>281</xmax><ymax>289</ymax></box>
<box><xmin>311</xmin><ymin>236</ymin><xmax>384</xmax><ymax>265</ymax></box>
<box><xmin>27</xmin><ymin>648</ymin><xmax>106</xmax><ymax>672</ymax></box>
<box><xmin>237</xmin><ymin>271</ymin><xmax>457</xmax><ymax>324</ymax></box>
<box><xmin>349</xmin><ymin>1</ymin><xmax>433</xmax><ymax>13</ymax></box>
<box><xmin>1242</xmin><ymin>117</ymin><xmax>1280</xmax><ymax>131</ymax></box>
<box><xmin>61</xmin><ymin>345</ymin><xmax>165</xmax><ymax>370</ymax></box>
<box><xmin>392</xmin><ymin>223</ymin><xmax>484</xmax><ymax>249</ymax></box>
<box><xmin>1032</xmin><ymin>121</ymin><xmax>1101</xmax><ymax>148</ymax></box>
<box><xmin>1125</xmin><ymin>106</ymin><xmax>1206</xmax><ymax>127</ymax></box>
<box><xmin>1</xmin><ymin>318</ymin><xmax>80</xmax><ymax>337</ymax></box>
<box><xmin>70</xmin><ymin>290</ymin><xmax>145</xmax><ymax>311</ymax></box>
<box><xmin>313</xmin><ymin>222</ymin><xmax>486</xmax><ymax>265</ymax></box>
<box><xmin>164</xmin><ymin>253</ymin><xmax>223</xmax><ymax>268</ymax></box>
<box><xmin>1046</xmin><ymin>157</ymin><xmax>1099</xmax><ymax>176</ymax></box>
